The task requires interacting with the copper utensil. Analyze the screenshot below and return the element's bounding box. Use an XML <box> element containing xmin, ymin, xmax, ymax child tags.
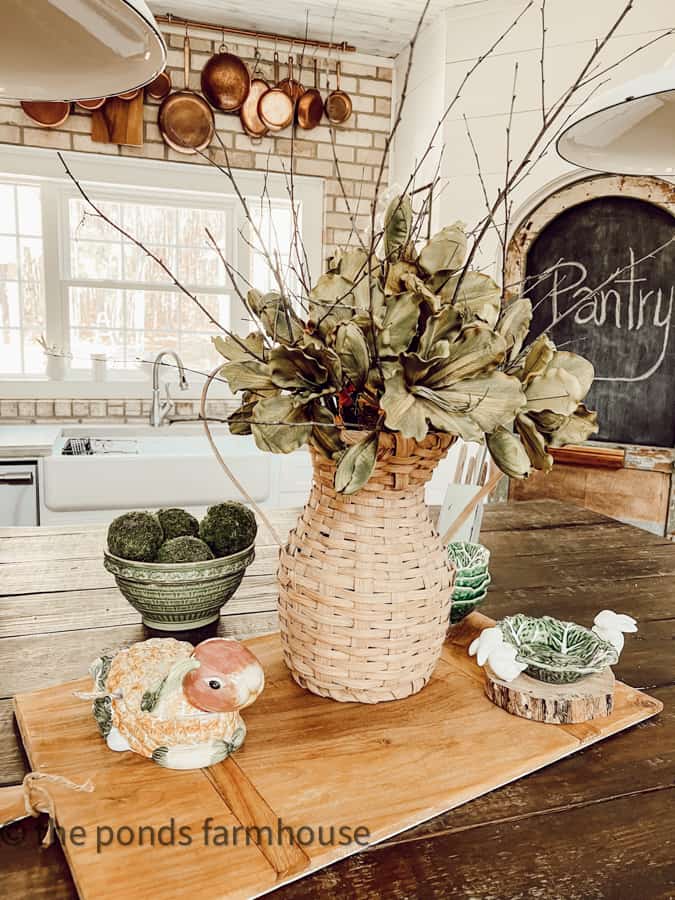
<box><xmin>240</xmin><ymin>50</ymin><xmax>269</xmax><ymax>139</ymax></box>
<box><xmin>258</xmin><ymin>52</ymin><xmax>293</xmax><ymax>132</ymax></box>
<box><xmin>297</xmin><ymin>58</ymin><xmax>323</xmax><ymax>130</ymax></box>
<box><xmin>117</xmin><ymin>88</ymin><xmax>141</xmax><ymax>101</ymax></box>
<box><xmin>278</xmin><ymin>55</ymin><xmax>305</xmax><ymax>105</ymax></box>
<box><xmin>145</xmin><ymin>71</ymin><xmax>172</xmax><ymax>102</ymax></box>
<box><xmin>201</xmin><ymin>40</ymin><xmax>250</xmax><ymax>112</ymax></box>
<box><xmin>76</xmin><ymin>98</ymin><xmax>106</xmax><ymax>111</ymax></box>
<box><xmin>324</xmin><ymin>60</ymin><xmax>352</xmax><ymax>125</ymax></box>
<box><xmin>21</xmin><ymin>101</ymin><xmax>70</xmax><ymax>127</ymax></box>
<box><xmin>158</xmin><ymin>32</ymin><xmax>215</xmax><ymax>155</ymax></box>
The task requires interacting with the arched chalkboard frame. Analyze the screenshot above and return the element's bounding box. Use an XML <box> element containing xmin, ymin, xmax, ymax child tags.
<box><xmin>505</xmin><ymin>175</ymin><xmax>675</xmax><ymax>447</ymax></box>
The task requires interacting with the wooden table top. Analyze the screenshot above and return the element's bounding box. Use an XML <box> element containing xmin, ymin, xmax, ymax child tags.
<box><xmin>1</xmin><ymin>499</ymin><xmax>674</xmax><ymax>899</ymax></box>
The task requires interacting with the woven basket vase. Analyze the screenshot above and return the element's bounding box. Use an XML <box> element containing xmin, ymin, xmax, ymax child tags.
<box><xmin>278</xmin><ymin>432</ymin><xmax>456</xmax><ymax>703</ymax></box>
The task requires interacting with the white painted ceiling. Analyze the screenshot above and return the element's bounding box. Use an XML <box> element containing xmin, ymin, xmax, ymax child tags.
<box><xmin>148</xmin><ymin>1</ymin><xmax>469</xmax><ymax>58</ymax></box>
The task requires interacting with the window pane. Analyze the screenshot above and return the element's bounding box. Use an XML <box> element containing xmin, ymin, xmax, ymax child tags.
<box><xmin>122</xmin><ymin>243</ymin><xmax>175</xmax><ymax>283</ymax></box>
<box><xmin>180</xmin><ymin>293</ymin><xmax>229</xmax><ymax>332</ymax></box>
<box><xmin>17</xmin><ymin>186</ymin><xmax>42</xmax><ymax>236</ymax></box>
<box><xmin>123</xmin><ymin>202</ymin><xmax>177</xmax><ymax>244</ymax></box>
<box><xmin>69</xmin><ymin>287</ymin><xmax>125</xmax><ymax>330</ymax></box>
<box><xmin>127</xmin><ymin>330</ymin><xmax>179</xmax><ymax>365</ymax></box>
<box><xmin>70</xmin><ymin>199</ymin><xmax>122</xmax><ymax>240</ymax></box>
<box><xmin>0</xmin><ymin>236</ymin><xmax>17</xmax><ymax>280</ymax></box>
<box><xmin>176</xmin><ymin>245</ymin><xmax>223</xmax><ymax>285</ymax></box>
<box><xmin>126</xmin><ymin>290</ymin><xmax>180</xmax><ymax>331</ymax></box>
<box><xmin>178</xmin><ymin>332</ymin><xmax>222</xmax><ymax>373</ymax></box>
<box><xmin>19</xmin><ymin>238</ymin><xmax>42</xmax><ymax>282</ymax></box>
<box><xmin>72</xmin><ymin>240</ymin><xmax>123</xmax><ymax>279</ymax></box>
<box><xmin>0</xmin><ymin>185</ymin><xmax>16</xmax><ymax>234</ymax></box>
<box><xmin>0</xmin><ymin>328</ymin><xmax>22</xmax><ymax>373</ymax></box>
<box><xmin>0</xmin><ymin>282</ymin><xmax>20</xmax><ymax>327</ymax></box>
<box><xmin>22</xmin><ymin>328</ymin><xmax>47</xmax><ymax>375</ymax></box>
<box><xmin>70</xmin><ymin>327</ymin><xmax>125</xmax><ymax>369</ymax></box>
<box><xmin>177</xmin><ymin>207</ymin><xmax>228</xmax><ymax>247</ymax></box>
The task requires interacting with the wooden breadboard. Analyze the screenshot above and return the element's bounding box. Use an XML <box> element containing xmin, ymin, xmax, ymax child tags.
<box><xmin>13</xmin><ymin>613</ymin><xmax>662</xmax><ymax>900</ymax></box>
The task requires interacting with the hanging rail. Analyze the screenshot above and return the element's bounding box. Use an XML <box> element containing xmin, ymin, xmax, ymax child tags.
<box><xmin>156</xmin><ymin>13</ymin><xmax>356</xmax><ymax>53</ymax></box>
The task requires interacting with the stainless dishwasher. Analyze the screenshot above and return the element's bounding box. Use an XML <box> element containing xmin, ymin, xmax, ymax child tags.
<box><xmin>0</xmin><ymin>461</ymin><xmax>38</xmax><ymax>525</ymax></box>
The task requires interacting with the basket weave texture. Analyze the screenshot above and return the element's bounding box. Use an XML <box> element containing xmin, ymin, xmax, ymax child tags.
<box><xmin>278</xmin><ymin>433</ymin><xmax>456</xmax><ymax>703</ymax></box>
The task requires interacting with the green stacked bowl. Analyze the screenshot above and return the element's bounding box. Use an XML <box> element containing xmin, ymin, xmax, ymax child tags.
<box><xmin>447</xmin><ymin>541</ymin><xmax>491</xmax><ymax>624</ymax></box>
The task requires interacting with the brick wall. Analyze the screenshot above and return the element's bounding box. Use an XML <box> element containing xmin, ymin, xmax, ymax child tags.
<box><xmin>0</xmin><ymin>30</ymin><xmax>393</xmax><ymax>252</ymax></box>
<box><xmin>0</xmin><ymin>29</ymin><xmax>393</xmax><ymax>424</ymax></box>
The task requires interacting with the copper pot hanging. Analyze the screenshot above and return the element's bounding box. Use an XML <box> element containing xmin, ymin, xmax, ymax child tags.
<box><xmin>297</xmin><ymin>58</ymin><xmax>323</xmax><ymax>130</ymax></box>
<box><xmin>240</xmin><ymin>49</ymin><xmax>269</xmax><ymax>139</ymax></box>
<box><xmin>76</xmin><ymin>98</ymin><xmax>106</xmax><ymax>111</ymax></box>
<box><xmin>258</xmin><ymin>52</ymin><xmax>294</xmax><ymax>132</ymax></box>
<box><xmin>145</xmin><ymin>71</ymin><xmax>172</xmax><ymax>102</ymax></box>
<box><xmin>201</xmin><ymin>40</ymin><xmax>250</xmax><ymax>112</ymax></box>
<box><xmin>278</xmin><ymin>55</ymin><xmax>305</xmax><ymax>105</ymax></box>
<box><xmin>158</xmin><ymin>33</ymin><xmax>215</xmax><ymax>155</ymax></box>
<box><xmin>324</xmin><ymin>60</ymin><xmax>352</xmax><ymax>125</ymax></box>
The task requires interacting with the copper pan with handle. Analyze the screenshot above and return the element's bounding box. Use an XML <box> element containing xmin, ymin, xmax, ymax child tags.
<box><xmin>297</xmin><ymin>58</ymin><xmax>323</xmax><ymax>130</ymax></box>
<box><xmin>324</xmin><ymin>60</ymin><xmax>352</xmax><ymax>125</ymax></box>
<box><xmin>201</xmin><ymin>37</ymin><xmax>250</xmax><ymax>112</ymax></box>
<box><xmin>258</xmin><ymin>52</ymin><xmax>294</xmax><ymax>132</ymax></box>
<box><xmin>159</xmin><ymin>32</ymin><xmax>214</xmax><ymax>155</ymax></box>
<box><xmin>240</xmin><ymin>49</ymin><xmax>269</xmax><ymax>139</ymax></box>
<box><xmin>278</xmin><ymin>55</ymin><xmax>305</xmax><ymax>106</ymax></box>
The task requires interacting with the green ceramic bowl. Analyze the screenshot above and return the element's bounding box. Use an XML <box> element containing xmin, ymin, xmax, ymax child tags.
<box><xmin>447</xmin><ymin>541</ymin><xmax>491</xmax><ymax>577</ymax></box>
<box><xmin>452</xmin><ymin>573</ymin><xmax>491</xmax><ymax>602</ymax></box>
<box><xmin>450</xmin><ymin>590</ymin><xmax>488</xmax><ymax>624</ymax></box>
<box><xmin>455</xmin><ymin>568</ymin><xmax>490</xmax><ymax>589</ymax></box>
<box><xmin>104</xmin><ymin>543</ymin><xmax>255</xmax><ymax>631</ymax></box>
<box><xmin>499</xmin><ymin>613</ymin><xmax>619</xmax><ymax>684</ymax></box>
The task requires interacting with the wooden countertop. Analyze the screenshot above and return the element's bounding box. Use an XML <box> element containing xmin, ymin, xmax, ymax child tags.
<box><xmin>1</xmin><ymin>500</ymin><xmax>674</xmax><ymax>898</ymax></box>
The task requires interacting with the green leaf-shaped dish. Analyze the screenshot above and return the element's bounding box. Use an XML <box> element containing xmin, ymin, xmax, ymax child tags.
<box><xmin>498</xmin><ymin>614</ymin><xmax>619</xmax><ymax>684</ymax></box>
<box><xmin>447</xmin><ymin>541</ymin><xmax>490</xmax><ymax>577</ymax></box>
<box><xmin>452</xmin><ymin>573</ymin><xmax>491</xmax><ymax>601</ymax></box>
<box><xmin>450</xmin><ymin>590</ymin><xmax>488</xmax><ymax>624</ymax></box>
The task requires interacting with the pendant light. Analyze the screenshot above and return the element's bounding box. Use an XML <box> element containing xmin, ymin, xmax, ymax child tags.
<box><xmin>1</xmin><ymin>0</ymin><xmax>166</xmax><ymax>102</ymax></box>
<box><xmin>557</xmin><ymin>55</ymin><xmax>675</xmax><ymax>176</ymax></box>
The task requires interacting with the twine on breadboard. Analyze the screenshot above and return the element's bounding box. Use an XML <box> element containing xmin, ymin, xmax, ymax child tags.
<box><xmin>0</xmin><ymin>773</ymin><xmax>94</xmax><ymax>847</ymax></box>
<box><xmin>200</xmin><ymin>366</ymin><xmax>284</xmax><ymax>548</ymax></box>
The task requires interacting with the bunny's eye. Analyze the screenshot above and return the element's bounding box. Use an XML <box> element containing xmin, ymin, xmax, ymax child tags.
<box><xmin>208</xmin><ymin>679</ymin><xmax>222</xmax><ymax>690</ymax></box>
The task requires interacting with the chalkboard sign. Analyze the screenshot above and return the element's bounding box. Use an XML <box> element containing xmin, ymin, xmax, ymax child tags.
<box><xmin>525</xmin><ymin>195</ymin><xmax>675</xmax><ymax>447</ymax></box>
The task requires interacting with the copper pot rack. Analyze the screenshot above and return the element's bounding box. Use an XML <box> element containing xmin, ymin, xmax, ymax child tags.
<box><xmin>156</xmin><ymin>13</ymin><xmax>356</xmax><ymax>54</ymax></box>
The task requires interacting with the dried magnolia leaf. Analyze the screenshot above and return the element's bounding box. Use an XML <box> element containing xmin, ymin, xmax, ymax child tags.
<box><xmin>377</xmin><ymin>292</ymin><xmax>422</xmax><ymax>356</ymax></box>
<box><xmin>525</xmin><ymin>366</ymin><xmax>583</xmax><ymax>416</ymax></box>
<box><xmin>418</xmin><ymin>222</ymin><xmax>467</xmax><ymax>275</ymax></box>
<box><xmin>310</xmin><ymin>403</ymin><xmax>344</xmax><ymax>457</ymax></box>
<box><xmin>549</xmin><ymin>351</ymin><xmax>594</xmax><ymax>399</ymax></box>
<box><xmin>445</xmin><ymin>271</ymin><xmax>502</xmax><ymax>328</ymax></box>
<box><xmin>548</xmin><ymin>404</ymin><xmax>599</xmax><ymax>447</ymax></box>
<box><xmin>334</xmin><ymin>431</ymin><xmax>379</xmax><ymax>494</ymax></box>
<box><xmin>417</xmin><ymin>305</ymin><xmax>463</xmax><ymax>358</ymax></box>
<box><xmin>221</xmin><ymin>359</ymin><xmax>275</xmax><ymax>394</ymax></box>
<box><xmin>384</xmin><ymin>195</ymin><xmax>413</xmax><ymax>259</ymax></box>
<box><xmin>515</xmin><ymin>412</ymin><xmax>553</xmax><ymax>472</ymax></box>
<box><xmin>227</xmin><ymin>400</ymin><xmax>256</xmax><ymax>435</ymax></box>
<box><xmin>251</xmin><ymin>396</ymin><xmax>312</xmax><ymax>454</ymax></box>
<box><xmin>520</xmin><ymin>334</ymin><xmax>556</xmax><ymax>386</ymax></box>
<box><xmin>385</xmin><ymin>259</ymin><xmax>417</xmax><ymax>296</ymax></box>
<box><xmin>497</xmin><ymin>298</ymin><xmax>532</xmax><ymax>362</ymax></box>
<box><xmin>269</xmin><ymin>345</ymin><xmax>329</xmax><ymax>392</ymax></box>
<box><xmin>440</xmin><ymin>324</ymin><xmax>507</xmax><ymax>383</ymax></box>
<box><xmin>213</xmin><ymin>332</ymin><xmax>267</xmax><ymax>363</ymax></box>
<box><xmin>334</xmin><ymin>321</ymin><xmax>370</xmax><ymax>389</ymax></box>
<box><xmin>252</xmin><ymin>291</ymin><xmax>304</xmax><ymax>345</ymax></box>
<box><xmin>487</xmin><ymin>426</ymin><xmax>532</xmax><ymax>479</ymax></box>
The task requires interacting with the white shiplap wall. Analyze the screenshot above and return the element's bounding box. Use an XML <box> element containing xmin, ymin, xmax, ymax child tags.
<box><xmin>392</xmin><ymin>0</ymin><xmax>675</xmax><ymax>271</ymax></box>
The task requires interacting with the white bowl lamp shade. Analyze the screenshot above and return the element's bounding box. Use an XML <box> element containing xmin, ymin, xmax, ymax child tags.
<box><xmin>2</xmin><ymin>0</ymin><xmax>166</xmax><ymax>102</ymax></box>
<box><xmin>557</xmin><ymin>58</ymin><xmax>675</xmax><ymax>177</ymax></box>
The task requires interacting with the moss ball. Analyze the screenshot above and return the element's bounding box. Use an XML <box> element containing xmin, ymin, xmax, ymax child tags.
<box><xmin>156</xmin><ymin>536</ymin><xmax>215</xmax><ymax>564</ymax></box>
<box><xmin>199</xmin><ymin>502</ymin><xmax>257</xmax><ymax>557</ymax></box>
<box><xmin>156</xmin><ymin>507</ymin><xmax>199</xmax><ymax>541</ymax></box>
<box><xmin>107</xmin><ymin>511</ymin><xmax>163</xmax><ymax>562</ymax></box>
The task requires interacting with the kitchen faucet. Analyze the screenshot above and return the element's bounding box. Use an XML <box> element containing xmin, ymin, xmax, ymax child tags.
<box><xmin>150</xmin><ymin>350</ymin><xmax>189</xmax><ymax>427</ymax></box>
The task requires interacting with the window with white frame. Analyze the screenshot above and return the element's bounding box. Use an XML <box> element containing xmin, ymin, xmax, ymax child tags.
<box><xmin>0</xmin><ymin>148</ymin><xmax>323</xmax><ymax>385</ymax></box>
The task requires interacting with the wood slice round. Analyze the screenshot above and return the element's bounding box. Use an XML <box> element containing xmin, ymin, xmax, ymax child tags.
<box><xmin>484</xmin><ymin>665</ymin><xmax>615</xmax><ymax>724</ymax></box>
